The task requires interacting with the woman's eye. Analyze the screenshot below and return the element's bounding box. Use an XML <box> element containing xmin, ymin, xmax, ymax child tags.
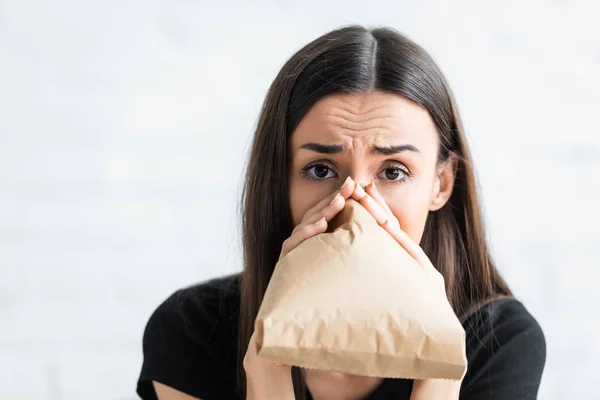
<box><xmin>378</xmin><ymin>167</ymin><xmax>407</xmax><ymax>182</ymax></box>
<box><xmin>305</xmin><ymin>164</ymin><xmax>336</xmax><ymax>180</ymax></box>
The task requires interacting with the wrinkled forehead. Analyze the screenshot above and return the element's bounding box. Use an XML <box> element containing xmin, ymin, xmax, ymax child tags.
<box><xmin>290</xmin><ymin>91</ymin><xmax>439</xmax><ymax>152</ymax></box>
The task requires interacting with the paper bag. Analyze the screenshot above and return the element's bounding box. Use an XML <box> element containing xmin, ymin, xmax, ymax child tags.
<box><xmin>255</xmin><ymin>199</ymin><xmax>467</xmax><ymax>380</ymax></box>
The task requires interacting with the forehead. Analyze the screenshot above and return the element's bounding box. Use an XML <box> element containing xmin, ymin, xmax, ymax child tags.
<box><xmin>291</xmin><ymin>91</ymin><xmax>438</xmax><ymax>149</ymax></box>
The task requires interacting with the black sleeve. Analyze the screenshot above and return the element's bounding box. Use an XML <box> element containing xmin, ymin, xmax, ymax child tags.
<box><xmin>136</xmin><ymin>287</ymin><xmax>233</xmax><ymax>400</ymax></box>
<box><xmin>460</xmin><ymin>300</ymin><xmax>546</xmax><ymax>400</ymax></box>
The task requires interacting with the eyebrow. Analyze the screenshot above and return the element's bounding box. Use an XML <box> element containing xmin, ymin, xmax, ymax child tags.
<box><xmin>372</xmin><ymin>144</ymin><xmax>419</xmax><ymax>155</ymax></box>
<box><xmin>299</xmin><ymin>142</ymin><xmax>419</xmax><ymax>155</ymax></box>
<box><xmin>300</xmin><ymin>143</ymin><xmax>344</xmax><ymax>154</ymax></box>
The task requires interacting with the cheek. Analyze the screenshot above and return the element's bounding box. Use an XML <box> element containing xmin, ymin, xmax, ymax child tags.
<box><xmin>379</xmin><ymin>184</ymin><xmax>432</xmax><ymax>243</ymax></box>
<box><xmin>289</xmin><ymin>194</ymin><xmax>309</xmax><ymax>226</ymax></box>
<box><xmin>289</xmin><ymin>177</ymin><xmax>336</xmax><ymax>226</ymax></box>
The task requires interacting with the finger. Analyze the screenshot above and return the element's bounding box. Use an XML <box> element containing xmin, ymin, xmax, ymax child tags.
<box><xmin>350</xmin><ymin>182</ymin><xmax>390</xmax><ymax>227</ymax></box>
<box><xmin>302</xmin><ymin>192</ymin><xmax>346</xmax><ymax>225</ymax></box>
<box><xmin>351</xmin><ymin>183</ymin><xmax>440</xmax><ymax>277</ymax></box>
<box><xmin>302</xmin><ymin>177</ymin><xmax>355</xmax><ymax>223</ymax></box>
<box><xmin>337</xmin><ymin>176</ymin><xmax>356</xmax><ymax>198</ymax></box>
<box><xmin>384</xmin><ymin>223</ymin><xmax>440</xmax><ymax>276</ymax></box>
<box><xmin>280</xmin><ymin>217</ymin><xmax>327</xmax><ymax>257</ymax></box>
<box><xmin>364</xmin><ymin>182</ymin><xmax>399</xmax><ymax>228</ymax></box>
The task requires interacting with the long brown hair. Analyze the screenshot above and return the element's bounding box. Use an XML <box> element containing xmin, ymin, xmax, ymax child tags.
<box><xmin>237</xmin><ymin>25</ymin><xmax>511</xmax><ymax>398</ymax></box>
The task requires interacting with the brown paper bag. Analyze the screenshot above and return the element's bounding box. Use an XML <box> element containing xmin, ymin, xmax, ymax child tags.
<box><xmin>255</xmin><ymin>199</ymin><xmax>467</xmax><ymax>380</ymax></box>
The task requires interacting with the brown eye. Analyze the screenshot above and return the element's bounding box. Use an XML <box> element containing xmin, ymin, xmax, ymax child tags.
<box><xmin>313</xmin><ymin>165</ymin><xmax>331</xmax><ymax>178</ymax></box>
<box><xmin>377</xmin><ymin>166</ymin><xmax>408</xmax><ymax>182</ymax></box>
<box><xmin>302</xmin><ymin>163</ymin><xmax>337</xmax><ymax>180</ymax></box>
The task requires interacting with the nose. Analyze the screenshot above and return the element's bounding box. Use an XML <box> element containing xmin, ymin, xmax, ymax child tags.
<box><xmin>339</xmin><ymin>173</ymin><xmax>369</xmax><ymax>191</ymax></box>
<box><xmin>341</xmin><ymin>156</ymin><xmax>372</xmax><ymax>188</ymax></box>
<box><xmin>351</xmin><ymin>176</ymin><xmax>371</xmax><ymax>190</ymax></box>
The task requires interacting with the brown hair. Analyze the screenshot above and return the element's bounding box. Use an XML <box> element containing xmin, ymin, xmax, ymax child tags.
<box><xmin>237</xmin><ymin>25</ymin><xmax>511</xmax><ymax>398</ymax></box>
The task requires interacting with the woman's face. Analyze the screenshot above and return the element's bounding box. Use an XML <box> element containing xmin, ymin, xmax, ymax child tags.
<box><xmin>289</xmin><ymin>90</ymin><xmax>455</xmax><ymax>245</ymax></box>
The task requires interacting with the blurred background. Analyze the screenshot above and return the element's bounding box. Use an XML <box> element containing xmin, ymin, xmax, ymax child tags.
<box><xmin>1</xmin><ymin>0</ymin><xmax>599</xmax><ymax>399</ymax></box>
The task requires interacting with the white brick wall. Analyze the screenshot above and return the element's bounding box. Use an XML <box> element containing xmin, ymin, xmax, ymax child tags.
<box><xmin>1</xmin><ymin>1</ymin><xmax>598</xmax><ymax>399</ymax></box>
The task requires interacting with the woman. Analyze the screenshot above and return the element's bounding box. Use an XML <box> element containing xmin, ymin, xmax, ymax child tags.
<box><xmin>137</xmin><ymin>25</ymin><xmax>546</xmax><ymax>400</ymax></box>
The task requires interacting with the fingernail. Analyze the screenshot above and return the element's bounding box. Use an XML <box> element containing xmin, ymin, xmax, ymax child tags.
<box><xmin>329</xmin><ymin>193</ymin><xmax>342</xmax><ymax>205</ymax></box>
<box><xmin>354</xmin><ymin>183</ymin><xmax>366</xmax><ymax>197</ymax></box>
<box><xmin>365</xmin><ymin>181</ymin><xmax>374</xmax><ymax>191</ymax></box>
<box><xmin>315</xmin><ymin>217</ymin><xmax>326</xmax><ymax>225</ymax></box>
<box><xmin>340</xmin><ymin>176</ymin><xmax>352</xmax><ymax>189</ymax></box>
<box><xmin>371</xmin><ymin>181</ymin><xmax>380</xmax><ymax>194</ymax></box>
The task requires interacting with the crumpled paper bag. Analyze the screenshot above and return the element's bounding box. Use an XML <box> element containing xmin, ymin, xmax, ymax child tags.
<box><xmin>255</xmin><ymin>199</ymin><xmax>467</xmax><ymax>380</ymax></box>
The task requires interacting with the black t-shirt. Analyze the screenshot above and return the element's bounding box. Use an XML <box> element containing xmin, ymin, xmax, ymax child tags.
<box><xmin>137</xmin><ymin>275</ymin><xmax>546</xmax><ymax>400</ymax></box>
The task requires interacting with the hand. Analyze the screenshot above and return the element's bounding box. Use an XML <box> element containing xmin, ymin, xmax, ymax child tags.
<box><xmin>350</xmin><ymin>181</ymin><xmax>444</xmax><ymax>282</ymax></box>
<box><xmin>243</xmin><ymin>330</ymin><xmax>295</xmax><ymax>400</ymax></box>
<box><xmin>409</xmin><ymin>379</ymin><xmax>462</xmax><ymax>400</ymax></box>
<box><xmin>279</xmin><ymin>176</ymin><xmax>356</xmax><ymax>259</ymax></box>
<box><xmin>351</xmin><ymin>181</ymin><xmax>463</xmax><ymax>399</ymax></box>
<box><xmin>243</xmin><ymin>177</ymin><xmax>357</xmax><ymax>400</ymax></box>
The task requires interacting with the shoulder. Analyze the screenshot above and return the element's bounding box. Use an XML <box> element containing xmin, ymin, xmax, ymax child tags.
<box><xmin>460</xmin><ymin>297</ymin><xmax>546</xmax><ymax>399</ymax></box>
<box><xmin>152</xmin><ymin>274</ymin><xmax>241</xmax><ymax>326</ymax></box>
<box><xmin>143</xmin><ymin>274</ymin><xmax>241</xmax><ymax>352</ymax></box>
<box><xmin>137</xmin><ymin>274</ymin><xmax>241</xmax><ymax>400</ymax></box>
<box><xmin>462</xmin><ymin>297</ymin><xmax>545</xmax><ymax>341</ymax></box>
<box><xmin>462</xmin><ymin>297</ymin><xmax>546</xmax><ymax>355</ymax></box>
